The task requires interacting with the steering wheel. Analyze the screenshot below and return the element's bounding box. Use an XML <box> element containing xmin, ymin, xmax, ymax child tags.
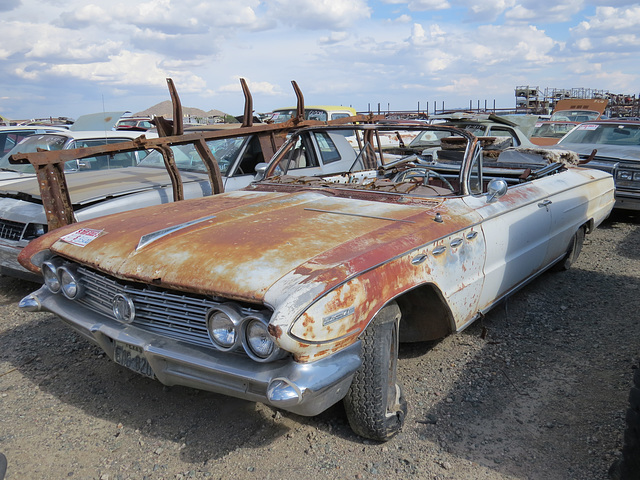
<box><xmin>393</xmin><ymin>167</ymin><xmax>454</xmax><ymax>191</ymax></box>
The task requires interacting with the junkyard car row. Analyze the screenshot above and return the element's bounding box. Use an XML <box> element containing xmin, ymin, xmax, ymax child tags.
<box><xmin>556</xmin><ymin>119</ymin><xmax>640</xmax><ymax>210</ymax></box>
<box><xmin>12</xmin><ymin>119</ymin><xmax>615</xmax><ymax>441</ymax></box>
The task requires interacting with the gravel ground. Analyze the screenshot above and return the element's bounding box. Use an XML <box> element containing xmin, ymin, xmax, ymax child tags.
<box><xmin>0</xmin><ymin>209</ymin><xmax>638</xmax><ymax>480</ymax></box>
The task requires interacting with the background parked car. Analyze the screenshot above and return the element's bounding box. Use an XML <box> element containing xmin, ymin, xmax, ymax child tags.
<box><xmin>556</xmin><ymin>119</ymin><xmax>640</xmax><ymax>210</ymax></box>
<box><xmin>427</xmin><ymin>112</ymin><xmax>535</xmax><ymax>148</ymax></box>
<box><xmin>0</xmin><ymin>129</ymin><xmax>157</xmax><ymax>187</ymax></box>
<box><xmin>270</xmin><ymin>105</ymin><xmax>357</xmax><ymax>123</ymax></box>
<box><xmin>115</xmin><ymin>117</ymin><xmax>155</xmax><ymax>131</ymax></box>
<box><xmin>0</xmin><ymin>126</ymin><xmax>68</xmax><ymax>156</ymax></box>
<box><xmin>530</xmin><ymin>98</ymin><xmax>608</xmax><ymax>146</ymax></box>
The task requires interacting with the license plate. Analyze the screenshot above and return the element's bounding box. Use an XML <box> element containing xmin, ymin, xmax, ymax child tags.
<box><xmin>113</xmin><ymin>341</ymin><xmax>155</xmax><ymax>379</ymax></box>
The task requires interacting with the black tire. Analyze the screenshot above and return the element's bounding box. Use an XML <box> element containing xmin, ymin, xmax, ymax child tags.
<box><xmin>553</xmin><ymin>226</ymin><xmax>585</xmax><ymax>271</ymax></box>
<box><xmin>343</xmin><ymin>302</ymin><xmax>407</xmax><ymax>441</ymax></box>
<box><xmin>611</xmin><ymin>365</ymin><xmax>640</xmax><ymax>480</ymax></box>
<box><xmin>0</xmin><ymin>452</ymin><xmax>6</xmax><ymax>480</ymax></box>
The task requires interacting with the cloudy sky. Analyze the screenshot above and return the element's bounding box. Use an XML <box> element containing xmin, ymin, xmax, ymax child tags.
<box><xmin>0</xmin><ymin>0</ymin><xmax>637</xmax><ymax>120</ymax></box>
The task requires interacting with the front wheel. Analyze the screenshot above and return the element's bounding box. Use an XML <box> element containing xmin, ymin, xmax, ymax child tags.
<box><xmin>343</xmin><ymin>302</ymin><xmax>407</xmax><ymax>441</ymax></box>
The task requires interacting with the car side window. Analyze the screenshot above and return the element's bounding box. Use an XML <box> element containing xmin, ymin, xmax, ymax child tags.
<box><xmin>1</xmin><ymin>131</ymin><xmax>37</xmax><ymax>155</ymax></box>
<box><xmin>489</xmin><ymin>127</ymin><xmax>517</xmax><ymax>146</ymax></box>
<box><xmin>468</xmin><ymin>146</ymin><xmax>484</xmax><ymax>195</ymax></box>
<box><xmin>313</xmin><ymin>132</ymin><xmax>341</xmax><ymax>164</ymax></box>
<box><xmin>274</xmin><ymin>135</ymin><xmax>319</xmax><ymax>174</ymax></box>
<box><xmin>235</xmin><ymin>136</ymin><xmax>265</xmax><ymax>175</ymax></box>
<box><xmin>68</xmin><ymin>139</ymin><xmax>141</xmax><ymax>170</ymax></box>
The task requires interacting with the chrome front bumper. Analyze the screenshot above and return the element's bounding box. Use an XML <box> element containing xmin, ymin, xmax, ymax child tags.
<box><xmin>614</xmin><ymin>190</ymin><xmax>640</xmax><ymax>211</ymax></box>
<box><xmin>20</xmin><ymin>287</ymin><xmax>362</xmax><ymax>416</ymax></box>
<box><xmin>0</xmin><ymin>241</ymin><xmax>40</xmax><ymax>282</ymax></box>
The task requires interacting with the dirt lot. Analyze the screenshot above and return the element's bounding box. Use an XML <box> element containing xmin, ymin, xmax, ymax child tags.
<box><xmin>0</xmin><ymin>210</ymin><xmax>638</xmax><ymax>480</ymax></box>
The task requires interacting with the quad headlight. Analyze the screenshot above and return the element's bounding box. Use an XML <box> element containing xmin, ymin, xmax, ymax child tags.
<box><xmin>58</xmin><ymin>265</ymin><xmax>83</xmax><ymax>300</ymax></box>
<box><xmin>42</xmin><ymin>260</ymin><xmax>62</xmax><ymax>293</ymax></box>
<box><xmin>617</xmin><ymin>170</ymin><xmax>640</xmax><ymax>182</ymax></box>
<box><xmin>206</xmin><ymin>305</ymin><xmax>284</xmax><ymax>362</ymax></box>
<box><xmin>206</xmin><ymin>304</ymin><xmax>244</xmax><ymax>351</ymax></box>
<box><xmin>243</xmin><ymin>314</ymin><xmax>284</xmax><ymax>362</ymax></box>
<box><xmin>41</xmin><ymin>259</ymin><xmax>84</xmax><ymax>300</ymax></box>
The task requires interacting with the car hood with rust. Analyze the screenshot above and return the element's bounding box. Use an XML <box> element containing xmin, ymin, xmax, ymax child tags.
<box><xmin>20</xmin><ymin>188</ymin><xmax>474</xmax><ymax>305</ymax></box>
<box><xmin>0</xmin><ymin>166</ymin><xmax>209</xmax><ymax>206</ymax></box>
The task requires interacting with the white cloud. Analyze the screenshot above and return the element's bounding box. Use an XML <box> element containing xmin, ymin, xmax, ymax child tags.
<box><xmin>380</xmin><ymin>0</ymin><xmax>450</xmax><ymax>10</ymax></box>
<box><xmin>266</xmin><ymin>0</ymin><xmax>371</xmax><ymax>29</ymax></box>
<box><xmin>505</xmin><ymin>0</ymin><xmax>584</xmax><ymax>24</ymax></box>
<box><xmin>462</xmin><ymin>0</ymin><xmax>516</xmax><ymax>22</ymax></box>
<box><xmin>1</xmin><ymin>0</ymin><xmax>639</xmax><ymax>120</ymax></box>
<box><xmin>407</xmin><ymin>0</ymin><xmax>451</xmax><ymax>11</ymax></box>
<box><xmin>437</xmin><ymin>76</ymin><xmax>480</xmax><ymax>94</ymax></box>
<box><xmin>218</xmin><ymin>78</ymin><xmax>282</xmax><ymax>96</ymax></box>
<box><xmin>571</xmin><ymin>5</ymin><xmax>640</xmax><ymax>52</ymax></box>
<box><xmin>319</xmin><ymin>31</ymin><xmax>350</xmax><ymax>45</ymax></box>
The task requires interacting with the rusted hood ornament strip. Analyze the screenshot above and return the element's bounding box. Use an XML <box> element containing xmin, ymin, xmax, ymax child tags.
<box><xmin>136</xmin><ymin>215</ymin><xmax>216</xmax><ymax>250</ymax></box>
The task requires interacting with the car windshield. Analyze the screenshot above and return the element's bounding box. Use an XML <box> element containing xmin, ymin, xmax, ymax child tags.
<box><xmin>271</xmin><ymin>109</ymin><xmax>330</xmax><ymax>123</ymax></box>
<box><xmin>0</xmin><ymin>135</ymin><xmax>151</xmax><ymax>174</ymax></box>
<box><xmin>550</xmin><ymin>110</ymin><xmax>600</xmax><ymax>122</ymax></box>
<box><xmin>409</xmin><ymin>130</ymin><xmax>456</xmax><ymax>148</ymax></box>
<box><xmin>137</xmin><ymin>136</ymin><xmax>248</xmax><ymax>175</ymax></box>
<box><xmin>559</xmin><ymin>123</ymin><xmax>640</xmax><ymax>146</ymax></box>
<box><xmin>531</xmin><ymin>122</ymin><xmax>575</xmax><ymax>139</ymax></box>
<box><xmin>0</xmin><ymin>134</ymin><xmax>68</xmax><ymax>173</ymax></box>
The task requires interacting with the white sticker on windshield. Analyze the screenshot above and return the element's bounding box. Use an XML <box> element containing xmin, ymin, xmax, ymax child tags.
<box><xmin>577</xmin><ymin>124</ymin><xmax>599</xmax><ymax>130</ymax></box>
<box><xmin>60</xmin><ymin>228</ymin><xmax>104</xmax><ymax>247</ymax></box>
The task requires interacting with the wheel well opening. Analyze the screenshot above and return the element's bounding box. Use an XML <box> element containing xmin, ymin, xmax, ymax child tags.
<box><xmin>395</xmin><ymin>284</ymin><xmax>454</xmax><ymax>343</ymax></box>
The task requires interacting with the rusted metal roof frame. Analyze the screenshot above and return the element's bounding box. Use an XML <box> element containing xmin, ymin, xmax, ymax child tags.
<box><xmin>262</xmin><ymin>123</ymin><xmax>481</xmax><ymax>195</ymax></box>
<box><xmin>9</xmin><ymin>78</ymin><xmax>381</xmax><ymax>230</ymax></box>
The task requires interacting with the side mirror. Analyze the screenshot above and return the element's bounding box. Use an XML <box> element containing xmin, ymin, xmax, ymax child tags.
<box><xmin>486</xmin><ymin>178</ymin><xmax>508</xmax><ymax>203</ymax></box>
<box><xmin>254</xmin><ymin>162</ymin><xmax>268</xmax><ymax>181</ymax></box>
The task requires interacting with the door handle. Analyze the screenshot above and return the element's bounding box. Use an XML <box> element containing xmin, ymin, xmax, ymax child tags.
<box><xmin>538</xmin><ymin>199</ymin><xmax>552</xmax><ymax>210</ymax></box>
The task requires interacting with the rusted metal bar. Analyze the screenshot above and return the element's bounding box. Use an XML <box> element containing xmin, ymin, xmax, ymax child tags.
<box><xmin>35</xmin><ymin>163</ymin><xmax>75</xmax><ymax>230</ymax></box>
<box><xmin>292</xmin><ymin>81</ymin><xmax>305</xmax><ymax>123</ymax></box>
<box><xmin>240</xmin><ymin>78</ymin><xmax>253</xmax><ymax>128</ymax></box>
<box><xmin>167</xmin><ymin>78</ymin><xmax>184</xmax><ymax>136</ymax></box>
<box><xmin>152</xmin><ymin>144</ymin><xmax>184</xmax><ymax>201</ymax></box>
<box><xmin>193</xmin><ymin>138</ymin><xmax>224</xmax><ymax>194</ymax></box>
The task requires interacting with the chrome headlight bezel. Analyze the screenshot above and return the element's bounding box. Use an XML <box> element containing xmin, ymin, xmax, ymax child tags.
<box><xmin>206</xmin><ymin>303</ymin><xmax>244</xmax><ymax>351</ymax></box>
<box><xmin>58</xmin><ymin>265</ymin><xmax>84</xmax><ymax>300</ymax></box>
<box><xmin>42</xmin><ymin>260</ymin><xmax>62</xmax><ymax>294</ymax></box>
<box><xmin>242</xmin><ymin>313</ymin><xmax>284</xmax><ymax>363</ymax></box>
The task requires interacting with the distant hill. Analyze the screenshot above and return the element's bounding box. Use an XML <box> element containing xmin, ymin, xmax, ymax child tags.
<box><xmin>135</xmin><ymin>101</ymin><xmax>229</xmax><ymax>120</ymax></box>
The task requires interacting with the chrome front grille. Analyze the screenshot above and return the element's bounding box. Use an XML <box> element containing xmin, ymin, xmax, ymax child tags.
<box><xmin>76</xmin><ymin>267</ymin><xmax>262</xmax><ymax>348</ymax></box>
<box><xmin>0</xmin><ymin>219</ymin><xmax>25</xmax><ymax>241</ymax></box>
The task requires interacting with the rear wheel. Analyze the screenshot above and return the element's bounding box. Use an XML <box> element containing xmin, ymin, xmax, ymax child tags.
<box><xmin>343</xmin><ymin>302</ymin><xmax>407</xmax><ymax>441</ymax></box>
<box><xmin>553</xmin><ymin>226</ymin><xmax>585</xmax><ymax>271</ymax></box>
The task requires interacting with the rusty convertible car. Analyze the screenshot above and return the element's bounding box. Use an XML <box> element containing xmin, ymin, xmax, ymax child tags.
<box><xmin>16</xmin><ymin>123</ymin><xmax>615</xmax><ymax>441</ymax></box>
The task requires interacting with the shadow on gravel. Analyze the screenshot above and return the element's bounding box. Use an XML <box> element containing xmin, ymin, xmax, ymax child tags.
<box><xmin>411</xmin><ymin>251</ymin><xmax>640</xmax><ymax>479</ymax></box>
<box><xmin>0</xmin><ymin>278</ymin><xmax>302</xmax><ymax>465</ymax></box>
<box><xmin>602</xmin><ymin>210</ymin><xmax>640</xmax><ymax>260</ymax></box>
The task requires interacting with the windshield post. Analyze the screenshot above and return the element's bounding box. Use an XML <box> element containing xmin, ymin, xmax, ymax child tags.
<box><xmin>193</xmin><ymin>138</ymin><xmax>224</xmax><ymax>194</ymax></box>
<box><xmin>152</xmin><ymin>145</ymin><xmax>184</xmax><ymax>201</ymax></box>
<box><xmin>36</xmin><ymin>162</ymin><xmax>76</xmax><ymax>230</ymax></box>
